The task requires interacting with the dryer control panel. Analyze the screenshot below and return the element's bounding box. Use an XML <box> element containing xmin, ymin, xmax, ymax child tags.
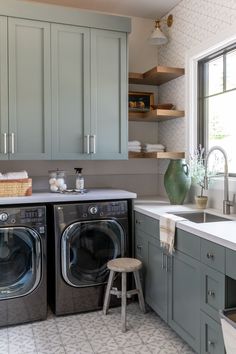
<box><xmin>86</xmin><ymin>201</ymin><xmax>128</xmax><ymax>218</ymax></box>
<box><xmin>55</xmin><ymin>200</ymin><xmax>128</xmax><ymax>221</ymax></box>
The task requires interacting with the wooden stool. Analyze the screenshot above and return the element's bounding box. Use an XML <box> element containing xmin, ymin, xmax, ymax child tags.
<box><xmin>103</xmin><ymin>257</ymin><xmax>146</xmax><ymax>332</ymax></box>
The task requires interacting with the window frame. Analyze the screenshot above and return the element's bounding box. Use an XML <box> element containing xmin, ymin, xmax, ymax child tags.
<box><xmin>198</xmin><ymin>44</ymin><xmax>236</xmax><ymax>176</ymax></box>
<box><xmin>186</xmin><ymin>24</ymin><xmax>236</xmax><ymax>173</ymax></box>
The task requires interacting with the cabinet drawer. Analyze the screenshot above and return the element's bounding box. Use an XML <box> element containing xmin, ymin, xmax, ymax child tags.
<box><xmin>201</xmin><ymin>239</ymin><xmax>225</xmax><ymax>273</ymax></box>
<box><xmin>201</xmin><ymin>264</ymin><xmax>225</xmax><ymax>322</ymax></box>
<box><xmin>226</xmin><ymin>248</ymin><xmax>236</xmax><ymax>280</ymax></box>
<box><xmin>135</xmin><ymin>212</ymin><xmax>159</xmax><ymax>238</ymax></box>
<box><xmin>200</xmin><ymin>311</ymin><xmax>225</xmax><ymax>354</ymax></box>
<box><xmin>175</xmin><ymin>229</ymin><xmax>201</xmax><ymax>260</ymax></box>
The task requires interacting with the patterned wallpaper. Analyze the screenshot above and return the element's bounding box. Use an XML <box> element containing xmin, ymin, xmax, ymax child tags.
<box><xmin>159</xmin><ymin>0</ymin><xmax>236</xmax><ymax>68</ymax></box>
<box><xmin>157</xmin><ymin>0</ymin><xmax>236</xmax><ymax>177</ymax></box>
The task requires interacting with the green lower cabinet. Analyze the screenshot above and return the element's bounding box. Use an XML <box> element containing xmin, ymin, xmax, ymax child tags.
<box><xmin>200</xmin><ymin>311</ymin><xmax>225</xmax><ymax>354</ymax></box>
<box><xmin>134</xmin><ymin>213</ymin><xmax>231</xmax><ymax>354</ymax></box>
<box><xmin>145</xmin><ymin>236</ymin><xmax>168</xmax><ymax>322</ymax></box>
<box><xmin>168</xmin><ymin>250</ymin><xmax>201</xmax><ymax>353</ymax></box>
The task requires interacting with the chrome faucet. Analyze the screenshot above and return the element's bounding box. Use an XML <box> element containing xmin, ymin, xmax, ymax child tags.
<box><xmin>204</xmin><ymin>146</ymin><xmax>234</xmax><ymax>215</ymax></box>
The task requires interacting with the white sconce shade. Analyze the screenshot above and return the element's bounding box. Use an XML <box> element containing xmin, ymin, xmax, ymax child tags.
<box><xmin>149</xmin><ymin>26</ymin><xmax>168</xmax><ymax>45</ymax></box>
<box><xmin>148</xmin><ymin>14</ymin><xmax>173</xmax><ymax>46</ymax></box>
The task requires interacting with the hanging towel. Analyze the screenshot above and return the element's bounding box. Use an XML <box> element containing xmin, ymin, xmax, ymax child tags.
<box><xmin>159</xmin><ymin>213</ymin><xmax>187</xmax><ymax>254</ymax></box>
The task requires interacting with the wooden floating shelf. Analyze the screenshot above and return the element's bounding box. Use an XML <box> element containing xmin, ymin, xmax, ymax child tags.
<box><xmin>129</xmin><ymin>65</ymin><xmax>185</xmax><ymax>86</ymax></box>
<box><xmin>129</xmin><ymin>109</ymin><xmax>185</xmax><ymax>122</ymax></box>
<box><xmin>129</xmin><ymin>151</ymin><xmax>185</xmax><ymax>159</ymax></box>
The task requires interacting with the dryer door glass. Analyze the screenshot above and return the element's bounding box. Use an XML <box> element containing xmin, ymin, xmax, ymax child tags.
<box><xmin>61</xmin><ymin>220</ymin><xmax>125</xmax><ymax>287</ymax></box>
<box><xmin>0</xmin><ymin>227</ymin><xmax>41</xmax><ymax>299</ymax></box>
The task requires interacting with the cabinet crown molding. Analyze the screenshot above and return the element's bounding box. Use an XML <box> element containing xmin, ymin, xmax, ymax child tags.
<box><xmin>0</xmin><ymin>0</ymin><xmax>131</xmax><ymax>32</ymax></box>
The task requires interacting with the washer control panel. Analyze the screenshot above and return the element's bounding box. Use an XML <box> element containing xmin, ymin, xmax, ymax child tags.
<box><xmin>0</xmin><ymin>206</ymin><xmax>46</xmax><ymax>228</ymax></box>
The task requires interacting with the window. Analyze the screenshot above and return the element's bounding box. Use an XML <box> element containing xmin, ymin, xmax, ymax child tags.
<box><xmin>198</xmin><ymin>45</ymin><xmax>236</xmax><ymax>174</ymax></box>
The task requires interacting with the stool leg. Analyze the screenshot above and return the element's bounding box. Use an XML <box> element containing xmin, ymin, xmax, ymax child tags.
<box><xmin>121</xmin><ymin>272</ymin><xmax>127</xmax><ymax>332</ymax></box>
<box><xmin>134</xmin><ymin>270</ymin><xmax>146</xmax><ymax>313</ymax></box>
<box><xmin>103</xmin><ymin>270</ymin><xmax>115</xmax><ymax>315</ymax></box>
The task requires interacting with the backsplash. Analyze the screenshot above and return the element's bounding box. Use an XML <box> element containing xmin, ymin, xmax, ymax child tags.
<box><xmin>0</xmin><ymin>159</ymin><xmax>159</xmax><ymax>196</ymax></box>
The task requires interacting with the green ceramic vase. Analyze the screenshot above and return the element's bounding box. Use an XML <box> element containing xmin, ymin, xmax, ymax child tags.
<box><xmin>164</xmin><ymin>159</ymin><xmax>191</xmax><ymax>205</ymax></box>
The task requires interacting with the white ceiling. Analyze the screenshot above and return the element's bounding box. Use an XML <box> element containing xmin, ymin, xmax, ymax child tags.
<box><xmin>28</xmin><ymin>0</ymin><xmax>182</xmax><ymax>19</ymax></box>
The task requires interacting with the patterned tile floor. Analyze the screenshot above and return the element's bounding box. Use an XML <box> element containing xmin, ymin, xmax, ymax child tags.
<box><xmin>0</xmin><ymin>303</ymin><xmax>196</xmax><ymax>354</ymax></box>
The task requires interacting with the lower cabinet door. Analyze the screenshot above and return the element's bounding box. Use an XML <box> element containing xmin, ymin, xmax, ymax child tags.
<box><xmin>145</xmin><ymin>236</ymin><xmax>168</xmax><ymax>322</ymax></box>
<box><xmin>135</xmin><ymin>229</ymin><xmax>148</xmax><ymax>292</ymax></box>
<box><xmin>201</xmin><ymin>311</ymin><xmax>225</xmax><ymax>354</ymax></box>
<box><xmin>200</xmin><ymin>264</ymin><xmax>225</xmax><ymax>323</ymax></box>
<box><xmin>168</xmin><ymin>250</ymin><xmax>201</xmax><ymax>353</ymax></box>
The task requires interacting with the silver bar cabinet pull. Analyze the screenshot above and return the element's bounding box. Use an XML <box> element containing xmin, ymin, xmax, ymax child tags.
<box><xmin>3</xmin><ymin>133</ymin><xmax>7</xmax><ymax>154</ymax></box>
<box><xmin>91</xmin><ymin>135</ymin><xmax>96</xmax><ymax>154</ymax></box>
<box><xmin>11</xmin><ymin>133</ymin><xmax>15</xmax><ymax>154</ymax></box>
<box><xmin>85</xmin><ymin>135</ymin><xmax>90</xmax><ymax>154</ymax></box>
<box><xmin>165</xmin><ymin>254</ymin><xmax>168</xmax><ymax>272</ymax></box>
<box><xmin>162</xmin><ymin>253</ymin><xmax>165</xmax><ymax>269</ymax></box>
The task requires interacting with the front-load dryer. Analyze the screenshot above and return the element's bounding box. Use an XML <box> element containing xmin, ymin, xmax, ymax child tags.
<box><xmin>0</xmin><ymin>205</ymin><xmax>47</xmax><ymax>327</ymax></box>
<box><xmin>48</xmin><ymin>200</ymin><xmax>130</xmax><ymax>315</ymax></box>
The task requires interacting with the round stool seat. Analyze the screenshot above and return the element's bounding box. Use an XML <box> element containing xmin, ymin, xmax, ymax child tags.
<box><xmin>107</xmin><ymin>257</ymin><xmax>142</xmax><ymax>273</ymax></box>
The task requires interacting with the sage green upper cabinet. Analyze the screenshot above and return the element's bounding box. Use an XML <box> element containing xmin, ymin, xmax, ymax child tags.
<box><xmin>90</xmin><ymin>29</ymin><xmax>128</xmax><ymax>160</ymax></box>
<box><xmin>51</xmin><ymin>26</ymin><xmax>127</xmax><ymax>160</ymax></box>
<box><xmin>8</xmin><ymin>18</ymin><xmax>51</xmax><ymax>160</ymax></box>
<box><xmin>51</xmin><ymin>24</ymin><xmax>90</xmax><ymax>160</ymax></box>
<box><xmin>0</xmin><ymin>1</ymin><xmax>130</xmax><ymax>160</ymax></box>
<box><xmin>0</xmin><ymin>16</ymin><xmax>8</xmax><ymax>160</ymax></box>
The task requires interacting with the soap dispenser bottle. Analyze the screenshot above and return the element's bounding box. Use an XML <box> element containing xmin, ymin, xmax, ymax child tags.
<box><xmin>74</xmin><ymin>168</ymin><xmax>84</xmax><ymax>191</ymax></box>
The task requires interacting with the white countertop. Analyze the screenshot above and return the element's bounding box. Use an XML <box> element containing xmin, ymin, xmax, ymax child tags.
<box><xmin>134</xmin><ymin>197</ymin><xmax>236</xmax><ymax>251</ymax></box>
<box><xmin>0</xmin><ymin>189</ymin><xmax>137</xmax><ymax>205</ymax></box>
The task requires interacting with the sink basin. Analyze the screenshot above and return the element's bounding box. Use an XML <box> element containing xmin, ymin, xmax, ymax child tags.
<box><xmin>171</xmin><ymin>211</ymin><xmax>233</xmax><ymax>223</ymax></box>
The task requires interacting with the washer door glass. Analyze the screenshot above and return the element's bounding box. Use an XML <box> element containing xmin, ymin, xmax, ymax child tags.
<box><xmin>0</xmin><ymin>227</ymin><xmax>41</xmax><ymax>299</ymax></box>
<box><xmin>61</xmin><ymin>220</ymin><xmax>125</xmax><ymax>287</ymax></box>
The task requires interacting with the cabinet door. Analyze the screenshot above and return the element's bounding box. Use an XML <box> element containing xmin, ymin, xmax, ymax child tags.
<box><xmin>145</xmin><ymin>236</ymin><xmax>168</xmax><ymax>322</ymax></box>
<box><xmin>135</xmin><ymin>229</ymin><xmax>148</xmax><ymax>292</ymax></box>
<box><xmin>91</xmin><ymin>29</ymin><xmax>128</xmax><ymax>160</ymax></box>
<box><xmin>8</xmin><ymin>18</ymin><xmax>51</xmax><ymax>159</ymax></box>
<box><xmin>200</xmin><ymin>311</ymin><xmax>225</xmax><ymax>354</ymax></box>
<box><xmin>51</xmin><ymin>24</ymin><xmax>90</xmax><ymax>159</ymax></box>
<box><xmin>0</xmin><ymin>16</ymin><xmax>8</xmax><ymax>160</ymax></box>
<box><xmin>168</xmin><ymin>250</ymin><xmax>201</xmax><ymax>353</ymax></box>
<box><xmin>200</xmin><ymin>264</ymin><xmax>225</xmax><ymax>323</ymax></box>
<box><xmin>135</xmin><ymin>211</ymin><xmax>159</xmax><ymax>238</ymax></box>
<box><xmin>135</xmin><ymin>229</ymin><xmax>148</xmax><ymax>265</ymax></box>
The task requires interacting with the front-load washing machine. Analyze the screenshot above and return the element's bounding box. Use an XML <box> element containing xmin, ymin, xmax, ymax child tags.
<box><xmin>0</xmin><ymin>205</ymin><xmax>47</xmax><ymax>327</ymax></box>
<box><xmin>48</xmin><ymin>200</ymin><xmax>131</xmax><ymax>315</ymax></box>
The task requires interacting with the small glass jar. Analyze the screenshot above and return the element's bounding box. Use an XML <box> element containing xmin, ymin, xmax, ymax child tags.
<box><xmin>48</xmin><ymin>169</ymin><xmax>67</xmax><ymax>192</ymax></box>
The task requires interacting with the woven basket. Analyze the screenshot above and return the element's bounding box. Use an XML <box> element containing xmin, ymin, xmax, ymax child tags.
<box><xmin>0</xmin><ymin>178</ymin><xmax>32</xmax><ymax>197</ymax></box>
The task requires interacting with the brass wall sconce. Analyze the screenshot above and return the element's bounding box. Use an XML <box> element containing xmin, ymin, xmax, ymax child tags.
<box><xmin>149</xmin><ymin>14</ymin><xmax>173</xmax><ymax>45</ymax></box>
